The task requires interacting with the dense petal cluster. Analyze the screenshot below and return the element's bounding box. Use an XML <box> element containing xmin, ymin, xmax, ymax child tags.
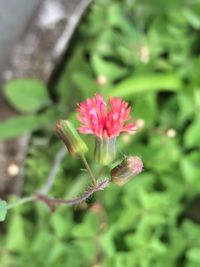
<box><xmin>76</xmin><ymin>94</ymin><xmax>136</xmax><ymax>139</ymax></box>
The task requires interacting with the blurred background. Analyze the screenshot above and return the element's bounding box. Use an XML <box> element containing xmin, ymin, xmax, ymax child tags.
<box><xmin>0</xmin><ymin>0</ymin><xmax>41</xmax><ymax>73</ymax></box>
<box><xmin>0</xmin><ymin>0</ymin><xmax>200</xmax><ymax>266</ymax></box>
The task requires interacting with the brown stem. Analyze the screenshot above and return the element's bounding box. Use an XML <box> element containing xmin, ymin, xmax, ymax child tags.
<box><xmin>35</xmin><ymin>178</ymin><xmax>109</xmax><ymax>211</ymax></box>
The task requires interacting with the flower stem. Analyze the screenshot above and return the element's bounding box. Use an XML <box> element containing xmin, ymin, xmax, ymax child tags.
<box><xmin>36</xmin><ymin>179</ymin><xmax>109</xmax><ymax>210</ymax></box>
<box><xmin>6</xmin><ymin>179</ymin><xmax>110</xmax><ymax>212</ymax></box>
<box><xmin>81</xmin><ymin>154</ymin><xmax>97</xmax><ymax>186</ymax></box>
<box><xmin>6</xmin><ymin>196</ymin><xmax>36</xmax><ymax>210</ymax></box>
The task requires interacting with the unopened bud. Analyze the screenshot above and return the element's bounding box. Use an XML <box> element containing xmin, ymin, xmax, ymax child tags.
<box><xmin>111</xmin><ymin>156</ymin><xmax>143</xmax><ymax>186</ymax></box>
<box><xmin>95</xmin><ymin>137</ymin><xmax>116</xmax><ymax>165</ymax></box>
<box><xmin>56</xmin><ymin>120</ymin><xmax>88</xmax><ymax>157</ymax></box>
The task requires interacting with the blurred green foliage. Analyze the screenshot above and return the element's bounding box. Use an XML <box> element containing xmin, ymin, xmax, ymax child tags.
<box><xmin>0</xmin><ymin>201</ymin><xmax>7</xmax><ymax>222</ymax></box>
<box><xmin>1</xmin><ymin>0</ymin><xmax>200</xmax><ymax>266</ymax></box>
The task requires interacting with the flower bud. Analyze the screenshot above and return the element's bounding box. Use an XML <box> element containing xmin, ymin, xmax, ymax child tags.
<box><xmin>94</xmin><ymin>137</ymin><xmax>116</xmax><ymax>165</ymax></box>
<box><xmin>111</xmin><ymin>156</ymin><xmax>143</xmax><ymax>186</ymax></box>
<box><xmin>56</xmin><ymin>120</ymin><xmax>88</xmax><ymax>157</ymax></box>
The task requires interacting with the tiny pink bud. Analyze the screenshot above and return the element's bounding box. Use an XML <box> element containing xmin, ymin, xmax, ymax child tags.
<box><xmin>111</xmin><ymin>156</ymin><xmax>143</xmax><ymax>186</ymax></box>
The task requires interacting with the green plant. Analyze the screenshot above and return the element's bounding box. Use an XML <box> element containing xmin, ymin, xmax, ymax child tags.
<box><xmin>1</xmin><ymin>0</ymin><xmax>200</xmax><ymax>266</ymax></box>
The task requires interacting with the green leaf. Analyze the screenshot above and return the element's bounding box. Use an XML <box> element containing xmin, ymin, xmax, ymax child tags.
<box><xmin>133</xmin><ymin>93</ymin><xmax>157</xmax><ymax>126</ymax></box>
<box><xmin>91</xmin><ymin>54</ymin><xmax>128</xmax><ymax>81</ymax></box>
<box><xmin>100</xmin><ymin>227</ymin><xmax>116</xmax><ymax>258</ymax></box>
<box><xmin>46</xmin><ymin>243</ymin><xmax>66</xmax><ymax>265</ymax></box>
<box><xmin>71</xmin><ymin>213</ymin><xmax>98</xmax><ymax>238</ymax></box>
<box><xmin>4</xmin><ymin>79</ymin><xmax>50</xmax><ymax>112</ymax></box>
<box><xmin>72</xmin><ymin>72</ymin><xmax>99</xmax><ymax>97</ymax></box>
<box><xmin>0</xmin><ymin>114</ymin><xmax>50</xmax><ymax>140</ymax></box>
<box><xmin>184</xmin><ymin>9</ymin><xmax>200</xmax><ymax>29</ymax></box>
<box><xmin>187</xmin><ymin>248</ymin><xmax>200</xmax><ymax>263</ymax></box>
<box><xmin>180</xmin><ymin>152</ymin><xmax>200</xmax><ymax>188</ymax></box>
<box><xmin>51</xmin><ymin>213</ymin><xmax>72</xmax><ymax>238</ymax></box>
<box><xmin>107</xmin><ymin>73</ymin><xmax>182</xmax><ymax>98</ymax></box>
<box><xmin>184</xmin><ymin>116</ymin><xmax>200</xmax><ymax>148</ymax></box>
<box><xmin>150</xmin><ymin>239</ymin><xmax>167</xmax><ymax>254</ymax></box>
<box><xmin>0</xmin><ymin>200</ymin><xmax>7</xmax><ymax>222</ymax></box>
<box><xmin>6</xmin><ymin>211</ymin><xmax>28</xmax><ymax>251</ymax></box>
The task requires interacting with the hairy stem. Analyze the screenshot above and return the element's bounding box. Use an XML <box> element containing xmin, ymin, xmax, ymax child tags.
<box><xmin>6</xmin><ymin>179</ymin><xmax>110</xmax><ymax>211</ymax></box>
<box><xmin>36</xmin><ymin>178</ymin><xmax>109</xmax><ymax>211</ymax></box>
<box><xmin>81</xmin><ymin>154</ymin><xmax>97</xmax><ymax>186</ymax></box>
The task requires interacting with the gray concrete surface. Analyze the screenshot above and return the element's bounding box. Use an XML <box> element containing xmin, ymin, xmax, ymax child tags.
<box><xmin>0</xmin><ymin>0</ymin><xmax>41</xmax><ymax>73</ymax></box>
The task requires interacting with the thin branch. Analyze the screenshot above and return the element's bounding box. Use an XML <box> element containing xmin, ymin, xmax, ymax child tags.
<box><xmin>35</xmin><ymin>178</ymin><xmax>110</xmax><ymax>211</ymax></box>
<box><xmin>6</xmin><ymin>195</ymin><xmax>36</xmax><ymax>210</ymax></box>
<box><xmin>6</xmin><ymin>147</ymin><xmax>66</xmax><ymax>210</ymax></box>
<box><xmin>6</xmin><ymin>178</ymin><xmax>110</xmax><ymax>211</ymax></box>
<box><xmin>38</xmin><ymin>147</ymin><xmax>67</xmax><ymax>195</ymax></box>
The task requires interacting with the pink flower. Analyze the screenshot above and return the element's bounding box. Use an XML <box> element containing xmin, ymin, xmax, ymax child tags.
<box><xmin>76</xmin><ymin>94</ymin><xmax>136</xmax><ymax>139</ymax></box>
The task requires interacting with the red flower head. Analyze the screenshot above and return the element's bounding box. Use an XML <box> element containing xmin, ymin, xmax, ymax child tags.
<box><xmin>76</xmin><ymin>94</ymin><xmax>136</xmax><ymax>139</ymax></box>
